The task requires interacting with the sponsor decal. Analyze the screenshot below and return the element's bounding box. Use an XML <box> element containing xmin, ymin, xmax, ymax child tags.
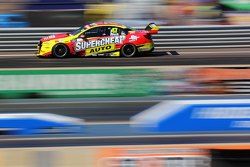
<box><xmin>89</xmin><ymin>23</ymin><xmax>97</xmax><ymax>27</ymax></box>
<box><xmin>85</xmin><ymin>44</ymin><xmax>115</xmax><ymax>55</ymax></box>
<box><xmin>129</xmin><ymin>35</ymin><xmax>139</xmax><ymax>42</ymax></box>
<box><xmin>55</xmin><ymin>40</ymin><xmax>64</xmax><ymax>43</ymax></box>
<box><xmin>77</xmin><ymin>38</ymin><xmax>84</xmax><ymax>42</ymax></box>
<box><xmin>75</xmin><ymin>36</ymin><xmax>125</xmax><ymax>52</ymax></box>
<box><xmin>44</xmin><ymin>35</ymin><xmax>55</xmax><ymax>40</ymax></box>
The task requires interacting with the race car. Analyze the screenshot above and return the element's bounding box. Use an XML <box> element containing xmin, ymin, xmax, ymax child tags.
<box><xmin>37</xmin><ymin>22</ymin><xmax>159</xmax><ymax>58</ymax></box>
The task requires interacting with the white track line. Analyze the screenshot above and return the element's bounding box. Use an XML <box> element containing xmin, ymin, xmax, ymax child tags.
<box><xmin>0</xmin><ymin>54</ymin><xmax>35</xmax><ymax>57</ymax></box>
<box><xmin>179</xmin><ymin>50</ymin><xmax>250</xmax><ymax>54</ymax></box>
<box><xmin>2</xmin><ymin>64</ymin><xmax>250</xmax><ymax>70</ymax></box>
<box><xmin>2</xmin><ymin>50</ymin><xmax>250</xmax><ymax>57</ymax></box>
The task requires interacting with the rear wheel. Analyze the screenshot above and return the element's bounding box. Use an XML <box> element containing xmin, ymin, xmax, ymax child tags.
<box><xmin>52</xmin><ymin>44</ymin><xmax>69</xmax><ymax>58</ymax></box>
<box><xmin>121</xmin><ymin>44</ymin><xmax>137</xmax><ymax>57</ymax></box>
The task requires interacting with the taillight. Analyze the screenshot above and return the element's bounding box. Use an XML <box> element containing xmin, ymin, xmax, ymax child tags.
<box><xmin>144</xmin><ymin>34</ymin><xmax>152</xmax><ymax>40</ymax></box>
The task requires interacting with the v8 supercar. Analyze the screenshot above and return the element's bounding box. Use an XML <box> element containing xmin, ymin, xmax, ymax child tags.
<box><xmin>37</xmin><ymin>22</ymin><xmax>159</xmax><ymax>58</ymax></box>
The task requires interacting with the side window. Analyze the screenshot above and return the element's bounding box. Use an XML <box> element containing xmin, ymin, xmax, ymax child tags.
<box><xmin>84</xmin><ymin>27</ymin><xmax>109</xmax><ymax>38</ymax></box>
<box><xmin>122</xmin><ymin>28</ymin><xmax>131</xmax><ymax>35</ymax></box>
<box><xmin>84</xmin><ymin>27</ymin><xmax>99</xmax><ymax>38</ymax></box>
<box><xmin>107</xmin><ymin>27</ymin><xmax>127</xmax><ymax>36</ymax></box>
<box><xmin>99</xmin><ymin>27</ymin><xmax>109</xmax><ymax>36</ymax></box>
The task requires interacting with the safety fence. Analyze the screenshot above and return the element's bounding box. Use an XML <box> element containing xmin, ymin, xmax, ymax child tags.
<box><xmin>1</xmin><ymin>25</ymin><xmax>250</xmax><ymax>52</ymax></box>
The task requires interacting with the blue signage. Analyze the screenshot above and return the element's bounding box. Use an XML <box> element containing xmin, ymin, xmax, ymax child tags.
<box><xmin>0</xmin><ymin>113</ymin><xmax>84</xmax><ymax>135</ymax></box>
<box><xmin>132</xmin><ymin>100</ymin><xmax>250</xmax><ymax>133</ymax></box>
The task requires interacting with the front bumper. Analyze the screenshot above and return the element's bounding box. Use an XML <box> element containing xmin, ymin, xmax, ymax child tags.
<box><xmin>36</xmin><ymin>42</ymin><xmax>52</xmax><ymax>57</ymax></box>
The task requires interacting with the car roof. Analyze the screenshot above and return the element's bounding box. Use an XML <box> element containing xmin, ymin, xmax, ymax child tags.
<box><xmin>84</xmin><ymin>22</ymin><xmax>128</xmax><ymax>29</ymax></box>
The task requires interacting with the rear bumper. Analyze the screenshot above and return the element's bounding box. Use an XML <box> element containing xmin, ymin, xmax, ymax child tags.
<box><xmin>137</xmin><ymin>42</ymin><xmax>154</xmax><ymax>52</ymax></box>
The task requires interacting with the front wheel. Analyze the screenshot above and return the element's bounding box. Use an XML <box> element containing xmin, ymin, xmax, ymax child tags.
<box><xmin>121</xmin><ymin>44</ymin><xmax>137</xmax><ymax>58</ymax></box>
<box><xmin>52</xmin><ymin>43</ymin><xmax>69</xmax><ymax>58</ymax></box>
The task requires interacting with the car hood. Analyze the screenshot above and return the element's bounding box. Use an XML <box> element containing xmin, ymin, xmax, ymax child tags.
<box><xmin>41</xmin><ymin>33</ymin><xmax>69</xmax><ymax>42</ymax></box>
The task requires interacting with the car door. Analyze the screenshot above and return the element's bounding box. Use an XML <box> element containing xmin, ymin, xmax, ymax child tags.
<box><xmin>82</xmin><ymin>26</ymin><xmax>114</xmax><ymax>56</ymax></box>
<box><xmin>106</xmin><ymin>26</ymin><xmax>127</xmax><ymax>49</ymax></box>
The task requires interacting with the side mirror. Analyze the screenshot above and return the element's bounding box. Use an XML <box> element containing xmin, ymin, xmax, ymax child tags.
<box><xmin>79</xmin><ymin>34</ymin><xmax>85</xmax><ymax>38</ymax></box>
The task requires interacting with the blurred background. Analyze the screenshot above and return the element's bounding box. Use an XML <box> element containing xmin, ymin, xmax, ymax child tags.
<box><xmin>1</xmin><ymin>0</ymin><xmax>250</xmax><ymax>27</ymax></box>
<box><xmin>1</xmin><ymin>0</ymin><xmax>250</xmax><ymax>167</ymax></box>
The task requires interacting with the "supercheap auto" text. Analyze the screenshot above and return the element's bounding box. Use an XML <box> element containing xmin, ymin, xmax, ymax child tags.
<box><xmin>75</xmin><ymin>36</ymin><xmax>125</xmax><ymax>51</ymax></box>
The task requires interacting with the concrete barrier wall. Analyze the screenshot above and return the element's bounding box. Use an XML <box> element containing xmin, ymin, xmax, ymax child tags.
<box><xmin>1</xmin><ymin>25</ymin><xmax>250</xmax><ymax>52</ymax></box>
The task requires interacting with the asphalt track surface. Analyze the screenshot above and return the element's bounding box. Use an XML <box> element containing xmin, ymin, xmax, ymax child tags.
<box><xmin>1</xmin><ymin>48</ymin><xmax>250</xmax><ymax>68</ymax></box>
<box><xmin>1</xmin><ymin>133</ymin><xmax>250</xmax><ymax>148</ymax></box>
<box><xmin>0</xmin><ymin>97</ymin><xmax>157</xmax><ymax>121</ymax></box>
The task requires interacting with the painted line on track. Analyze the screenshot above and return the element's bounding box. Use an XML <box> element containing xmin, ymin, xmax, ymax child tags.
<box><xmin>2</xmin><ymin>64</ymin><xmax>250</xmax><ymax>71</ymax></box>
<box><xmin>179</xmin><ymin>50</ymin><xmax>250</xmax><ymax>54</ymax></box>
<box><xmin>2</xmin><ymin>50</ymin><xmax>250</xmax><ymax>57</ymax></box>
<box><xmin>0</xmin><ymin>54</ymin><xmax>34</xmax><ymax>57</ymax></box>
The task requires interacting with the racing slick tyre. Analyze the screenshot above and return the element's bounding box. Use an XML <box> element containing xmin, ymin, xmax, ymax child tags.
<box><xmin>52</xmin><ymin>43</ymin><xmax>69</xmax><ymax>58</ymax></box>
<box><xmin>121</xmin><ymin>44</ymin><xmax>137</xmax><ymax>57</ymax></box>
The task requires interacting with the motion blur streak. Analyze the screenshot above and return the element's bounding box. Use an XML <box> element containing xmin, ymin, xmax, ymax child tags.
<box><xmin>1</xmin><ymin>0</ymin><xmax>250</xmax><ymax>27</ymax></box>
<box><xmin>1</xmin><ymin>0</ymin><xmax>250</xmax><ymax>167</ymax></box>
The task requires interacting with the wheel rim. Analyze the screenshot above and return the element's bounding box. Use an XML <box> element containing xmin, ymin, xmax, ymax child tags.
<box><xmin>54</xmin><ymin>45</ymin><xmax>67</xmax><ymax>57</ymax></box>
<box><xmin>123</xmin><ymin>45</ymin><xmax>135</xmax><ymax>57</ymax></box>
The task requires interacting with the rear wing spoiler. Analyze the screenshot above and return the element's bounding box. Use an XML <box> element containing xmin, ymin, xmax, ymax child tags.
<box><xmin>145</xmin><ymin>23</ymin><xmax>159</xmax><ymax>34</ymax></box>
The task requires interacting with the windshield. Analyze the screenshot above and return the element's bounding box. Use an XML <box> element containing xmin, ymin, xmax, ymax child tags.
<box><xmin>70</xmin><ymin>26</ymin><xmax>85</xmax><ymax>36</ymax></box>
